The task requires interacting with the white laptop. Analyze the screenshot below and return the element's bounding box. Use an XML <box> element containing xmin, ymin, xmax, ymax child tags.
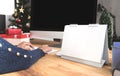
<box><xmin>56</xmin><ymin>24</ymin><xmax>108</xmax><ymax>68</ymax></box>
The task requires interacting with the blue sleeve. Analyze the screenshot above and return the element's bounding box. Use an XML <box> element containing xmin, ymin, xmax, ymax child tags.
<box><xmin>28</xmin><ymin>49</ymin><xmax>46</xmax><ymax>65</ymax></box>
<box><xmin>0</xmin><ymin>37</ymin><xmax>46</xmax><ymax>74</ymax></box>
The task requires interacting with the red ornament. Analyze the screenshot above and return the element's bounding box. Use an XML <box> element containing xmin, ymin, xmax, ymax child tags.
<box><xmin>16</xmin><ymin>18</ymin><xmax>21</xmax><ymax>23</ymax></box>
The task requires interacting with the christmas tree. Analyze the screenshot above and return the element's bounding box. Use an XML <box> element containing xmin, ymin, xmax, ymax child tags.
<box><xmin>98</xmin><ymin>4</ymin><xmax>113</xmax><ymax>50</ymax></box>
<box><xmin>8</xmin><ymin>0</ymin><xmax>31</xmax><ymax>33</ymax></box>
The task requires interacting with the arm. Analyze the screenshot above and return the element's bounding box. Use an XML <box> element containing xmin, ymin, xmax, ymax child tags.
<box><xmin>0</xmin><ymin>38</ymin><xmax>51</xmax><ymax>74</ymax></box>
<box><xmin>17</xmin><ymin>42</ymin><xmax>52</xmax><ymax>65</ymax></box>
<box><xmin>28</xmin><ymin>48</ymin><xmax>46</xmax><ymax>65</ymax></box>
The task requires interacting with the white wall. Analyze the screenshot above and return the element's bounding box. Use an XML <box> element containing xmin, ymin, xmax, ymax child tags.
<box><xmin>111</xmin><ymin>0</ymin><xmax>120</xmax><ymax>36</ymax></box>
<box><xmin>0</xmin><ymin>0</ymin><xmax>14</xmax><ymax>29</ymax></box>
<box><xmin>0</xmin><ymin>0</ymin><xmax>14</xmax><ymax>15</ymax></box>
<box><xmin>97</xmin><ymin>0</ymin><xmax>120</xmax><ymax>36</ymax></box>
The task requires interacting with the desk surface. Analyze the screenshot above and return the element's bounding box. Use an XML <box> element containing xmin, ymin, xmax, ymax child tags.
<box><xmin>0</xmin><ymin>51</ymin><xmax>112</xmax><ymax>76</ymax></box>
<box><xmin>0</xmin><ymin>39</ymin><xmax>112</xmax><ymax>76</ymax></box>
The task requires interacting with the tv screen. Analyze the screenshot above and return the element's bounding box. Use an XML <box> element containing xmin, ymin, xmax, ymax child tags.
<box><xmin>31</xmin><ymin>0</ymin><xmax>97</xmax><ymax>31</ymax></box>
<box><xmin>0</xmin><ymin>15</ymin><xmax>5</xmax><ymax>34</ymax></box>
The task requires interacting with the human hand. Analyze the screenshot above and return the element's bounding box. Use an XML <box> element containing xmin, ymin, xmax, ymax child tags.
<box><xmin>17</xmin><ymin>42</ymin><xmax>52</xmax><ymax>53</ymax></box>
<box><xmin>17</xmin><ymin>41</ymin><xmax>35</xmax><ymax>51</ymax></box>
<box><xmin>39</xmin><ymin>45</ymin><xmax>52</xmax><ymax>53</ymax></box>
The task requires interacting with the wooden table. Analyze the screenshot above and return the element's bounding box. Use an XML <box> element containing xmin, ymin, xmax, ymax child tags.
<box><xmin>0</xmin><ymin>50</ymin><xmax>112</xmax><ymax>76</ymax></box>
<box><xmin>0</xmin><ymin>39</ymin><xmax>112</xmax><ymax>76</ymax></box>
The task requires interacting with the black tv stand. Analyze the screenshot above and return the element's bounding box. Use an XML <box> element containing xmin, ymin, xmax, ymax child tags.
<box><xmin>30</xmin><ymin>38</ymin><xmax>62</xmax><ymax>48</ymax></box>
<box><xmin>49</xmin><ymin>38</ymin><xmax>62</xmax><ymax>48</ymax></box>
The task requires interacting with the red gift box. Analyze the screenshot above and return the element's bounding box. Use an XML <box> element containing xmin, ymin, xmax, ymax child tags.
<box><xmin>0</xmin><ymin>34</ymin><xmax>30</xmax><ymax>38</ymax></box>
<box><xmin>7</xmin><ymin>28</ymin><xmax>22</xmax><ymax>35</ymax></box>
<box><xmin>0</xmin><ymin>33</ymin><xmax>30</xmax><ymax>45</ymax></box>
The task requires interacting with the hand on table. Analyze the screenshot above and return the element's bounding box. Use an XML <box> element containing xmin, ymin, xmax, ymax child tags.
<box><xmin>17</xmin><ymin>41</ymin><xmax>52</xmax><ymax>53</ymax></box>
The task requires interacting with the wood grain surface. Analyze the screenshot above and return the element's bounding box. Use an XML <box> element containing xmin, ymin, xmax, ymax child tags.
<box><xmin>0</xmin><ymin>39</ymin><xmax>112</xmax><ymax>76</ymax></box>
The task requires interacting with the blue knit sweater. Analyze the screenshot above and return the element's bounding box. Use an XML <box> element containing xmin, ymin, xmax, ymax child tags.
<box><xmin>0</xmin><ymin>37</ymin><xmax>45</xmax><ymax>74</ymax></box>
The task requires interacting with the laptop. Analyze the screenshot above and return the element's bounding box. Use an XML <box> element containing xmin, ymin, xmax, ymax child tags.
<box><xmin>56</xmin><ymin>24</ymin><xmax>108</xmax><ymax>68</ymax></box>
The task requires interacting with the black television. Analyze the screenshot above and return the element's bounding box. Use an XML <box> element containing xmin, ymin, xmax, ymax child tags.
<box><xmin>0</xmin><ymin>15</ymin><xmax>6</xmax><ymax>34</ymax></box>
<box><xmin>30</xmin><ymin>0</ymin><xmax>97</xmax><ymax>41</ymax></box>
